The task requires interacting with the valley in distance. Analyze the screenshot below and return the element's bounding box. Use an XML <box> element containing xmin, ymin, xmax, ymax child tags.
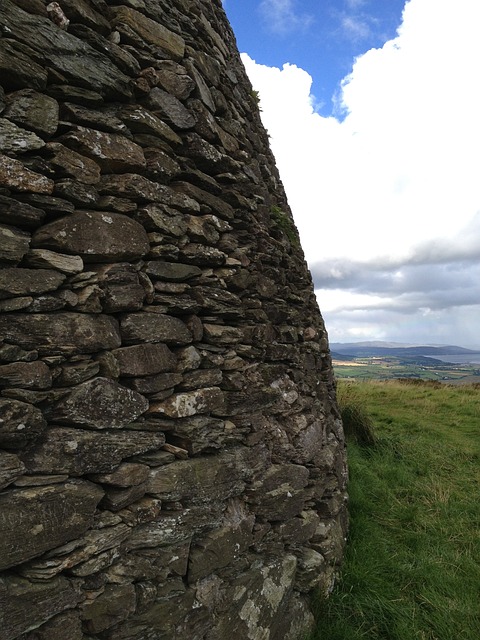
<box><xmin>331</xmin><ymin>341</ymin><xmax>480</xmax><ymax>383</ymax></box>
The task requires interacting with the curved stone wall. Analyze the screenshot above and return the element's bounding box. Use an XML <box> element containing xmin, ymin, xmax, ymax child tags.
<box><xmin>0</xmin><ymin>1</ymin><xmax>348</xmax><ymax>638</ymax></box>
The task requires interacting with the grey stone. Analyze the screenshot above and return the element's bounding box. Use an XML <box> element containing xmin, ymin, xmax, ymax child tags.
<box><xmin>46</xmin><ymin>142</ymin><xmax>101</xmax><ymax>184</ymax></box>
<box><xmin>0</xmin><ymin>0</ymin><xmax>132</xmax><ymax>99</ymax></box>
<box><xmin>0</xmin><ymin>117</ymin><xmax>45</xmax><ymax>153</ymax></box>
<box><xmin>0</xmin><ymin>480</ymin><xmax>103</xmax><ymax>570</ymax></box>
<box><xmin>112</xmin><ymin>343</ymin><xmax>177</xmax><ymax>377</ymax></box>
<box><xmin>0</xmin><ymin>154</ymin><xmax>54</xmax><ymax>194</ymax></box>
<box><xmin>148</xmin><ymin>386</ymin><xmax>224</xmax><ymax>418</ymax></box>
<box><xmin>4</xmin><ymin>89</ymin><xmax>59</xmax><ymax>136</ymax></box>
<box><xmin>147</xmin><ymin>87</ymin><xmax>196</xmax><ymax>129</ymax></box>
<box><xmin>120</xmin><ymin>312</ymin><xmax>192</xmax><ymax>345</ymax></box>
<box><xmin>110</xmin><ymin>6</ymin><xmax>185</xmax><ymax>60</ymax></box>
<box><xmin>0</xmin><ymin>575</ymin><xmax>83</xmax><ymax>640</ymax></box>
<box><xmin>0</xmin><ymin>268</ymin><xmax>65</xmax><ymax>299</ymax></box>
<box><xmin>32</xmin><ymin>211</ymin><xmax>149</xmax><ymax>262</ymax></box>
<box><xmin>0</xmin><ymin>398</ymin><xmax>47</xmax><ymax>449</ymax></box>
<box><xmin>0</xmin><ymin>39</ymin><xmax>48</xmax><ymax>91</ymax></box>
<box><xmin>0</xmin><ymin>224</ymin><xmax>31</xmax><ymax>264</ymax></box>
<box><xmin>0</xmin><ymin>194</ymin><xmax>45</xmax><ymax>228</ymax></box>
<box><xmin>59</xmin><ymin>126</ymin><xmax>145</xmax><ymax>173</ymax></box>
<box><xmin>0</xmin><ymin>312</ymin><xmax>121</xmax><ymax>355</ymax></box>
<box><xmin>21</xmin><ymin>427</ymin><xmax>165</xmax><ymax>475</ymax></box>
<box><xmin>0</xmin><ymin>451</ymin><xmax>26</xmax><ymax>490</ymax></box>
<box><xmin>46</xmin><ymin>377</ymin><xmax>149</xmax><ymax>429</ymax></box>
<box><xmin>25</xmin><ymin>249</ymin><xmax>84</xmax><ymax>274</ymax></box>
<box><xmin>0</xmin><ymin>361</ymin><xmax>52</xmax><ymax>389</ymax></box>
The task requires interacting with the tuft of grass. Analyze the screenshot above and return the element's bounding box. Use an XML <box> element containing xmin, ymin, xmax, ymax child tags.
<box><xmin>311</xmin><ymin>379</ymin><xmax>480</xmax><ymax>640</ymax></box>
<box><xmin>337</xmin><ymin>382</ymin><xmax>376</xmax><ymax>447</ymax></box>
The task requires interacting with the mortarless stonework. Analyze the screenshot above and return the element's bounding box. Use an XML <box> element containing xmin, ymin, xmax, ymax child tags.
<box><xmin>0</xmin><ymin>1</ymin><xmax>348</xmax><ymax>638</ymax></box>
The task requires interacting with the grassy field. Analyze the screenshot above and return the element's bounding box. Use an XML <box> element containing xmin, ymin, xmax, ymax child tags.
<box><xmin>312</xmin><ymin>379</ymin><xmax>480</xmax><ymax>640</ymax></box>
<box><xmin>332</xmin><ymin>357</ymin><xmax>480</xmax><ymax>383</ymax></box>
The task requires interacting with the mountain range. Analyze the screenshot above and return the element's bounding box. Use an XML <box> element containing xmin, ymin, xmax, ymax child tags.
<box><xmin>330</xmin><ymin>341</ymin><xmax>480</xmax><ymax>358</ymax></box>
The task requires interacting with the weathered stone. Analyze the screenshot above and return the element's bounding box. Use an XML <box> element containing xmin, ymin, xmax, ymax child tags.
<box><xmin>111</xmin><ymin>6</ymin><xmax>185</xmax><ymax>60</ymax></box>
<box><xmin>55</xmin><ymin>0</ymin><xmax>111</xmax><ymax>34</ymax></box>
<box><xmin>188</xmin><ymin>502</ymin><xmax>254</xmax><ymax>583</ymax></box>
<box><xmin>0</xmin><ymin>480</ymin><xmax>103</xmax><ymax>570</ymax></box>
<box><xmin>0</xmin><ymin>224</ymin><xmax>31</xmax><ymax>264</ymax></box>
<box><xmin>22</xmin><ymin>610</ymin><xmax>83</xmax><ymax>640</ymax></box>
<box><xmin>20</xmin><ymin>522</ymin><xmax>130</xmax><ymax>579</ymax></box>
<box><xmin>83</xmin><ymin>583</ymin><xmax>136</xmax><ymax>634</ymax></box>
<box><xmin>202</xmin><ymin>323</ymin><xmax>243</xmax><ymax>345</ymax></box>
<box><xmin>112</xmin><ymin>343</ymin><xmax>177</xmax><ymax>377</ymax></box>
<box><xmin>32</xmin><ymin>211</ymin><xmax>149</xmax><ymax>262</ymax></box>
<box><xmin>61</xmin><ymin>101</ymin><xmax>128</xmax><ymax>134</ymax></box>
<box><xmin>14</xmin><ymin>474</ymin><xmax>69</xmax><ymax>488</ymax></box>
<box><xmin>0</xmin><ymin>154</ymin><xmax>54</xmax><ymax>194</ymax></box>
<box><xmin>4</xmin><ymin>89</ymin><xmax>59</xmax><ymax>136</ymax></box>
<box><xmin>16</xmin><ymin>192</ymin><xmax>75</xmax><ymax>216</ymax></box>
<box><xmin>99</xmin><ymin>482</ymin><xmax>147</xmax><ymax>512</ymax></box>
<box><xmin>46</xmin><ymin>142</ymin><xmax>101</xmax><ymax>184</ymax></box>
<box><xmin>0</xmin><ymin>0</ymin><xmax>133</xmax><ymax>99</ymax></box>
<box><xmin>119</xmin><ymin>105</ymin><xmax>182</xmax><ymax>145</ymax></box>
<box><xmin>60</xmin><ymin>126</ymin><xmax>145</xmax><ymax>173</ymax></box>
<box><xmin>98</xmin><ymin>173</ymin><xmax>166</xmax><ymax>202</ymax></box>
<box><xmin>0</xmin><ymin>575</ymin><xmax>83</xmax><ymax>640</ymax></box>
<box><xmin>179</xmin><ymin>243</ymin><xmax>227</xmax><ymax>266</ymax></box>
<box><xmin>0</xmin><ymin>117</ymin><xmax>45</xmax><ymax>153</ymax></box>
<box><xmin>54</xmin><ymin>360</ymin><xmax>100</xmax><ymax>387</ymax></box>
<box><xmin>0</xmin><ymin>194</ymin><xmax>45</xmax><ymax>229</ymax></box>
<box><xmin>120</xmin><ymin>312</ymin><xmax>192</xmax><ymax>345</ymax></box>
<box><xmin>90</xmin><ymin>462</ymin><xmax>149</xmax><ymax>488</ymax></box>
<box><xmin>0</xmin><ymin>398</ymin><xmax>47</xmax><ymax>449</ymax></box>
<box><xmin>0</xmin><ymin>313</ymin><xmax>120</xmax><ymax>355</ymax></box>
<box><xmin>147</xmin><ymin>87</ymin><xmax>196</xmax><ymax>129</ymax></box>
<box><xmin>25</xmin><ymin>249</ymin><xmax>84</xmax><ymax>274</ymax></box>
<box><xmin>0</xmin><ymin>361</ymin><xmax>51</xmax><ymax>389</ymax></box>
<box><xmin>0</xmin><ymin>39</ymin><xmax>48</xmax><ymax>91</ymax></box>
<box><xmin>147</xmin><ymin>448</ymin><xmax>247</xmax><ymax>503</ymax></box>
<box><xmin>21</xmin><ymin>427</ymin><xmax>165</xmax><ymax>475</ymax></box>
<box><xmin>0</xmin><ymin>268</ymin><xmax>65</xmax><ymax>299</ymax></box>
<box><xmin>247</xmin><ymin>464</ymin><xmax>310</xmax><ymax>521</ymax></box>
<box><xmin>171</xmin><ymin>181</ymin><xmax>235</xmax><ymax>220</ymax></box>
<box><xmin>135</xmin><ymin>205</ymin><xmax>187</xmax><ymax>235</ymax></box>
<box><xmin>125</xmin><ymin>371</ymin><xmax>182</xmax><ymax>395</ymax></box>
<box><xmin>46</xmin><ymin>377</ymin><xmax>148</xmax><ymax>429</ymax></box>
<box><xmin>0</xmin><ymin>451</ymin><xmax>25</xmax><ymax>490</ymax></box>
<box><xmin>69</xmin><ymin>24</ymin><xmax>141</xmax><ymax>77</ymax></box>
<box><xmin>144</xmin><ymin>147</ymin><xmax>182</xmax><ymax>183</ymax></box>
<box><xmin>144</xmin><ymin>261</ymin><xmax>201</xmax><ymax>283</ymax></box>
<box><xmin>148</xmin><ymin>386</ymin><xmax>224</xmax><ymax>418</ymax></box>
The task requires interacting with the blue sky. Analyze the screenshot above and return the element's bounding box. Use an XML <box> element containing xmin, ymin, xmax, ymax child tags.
<box><xmin>224</xmin><ymin>0</ymin><xmax>406</xmax><ymax>117</ymax></box>
<box><xmin>223</xmin><ymin>0</ymin><xmax>480</xmax><ymax>348</ymax></box>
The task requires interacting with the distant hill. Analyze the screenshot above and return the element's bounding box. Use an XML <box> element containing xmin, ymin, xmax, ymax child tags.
<box><xmin>330</xmin><ymin>341</ymin><xmax>480</xmax><ymax>358</ymax></box>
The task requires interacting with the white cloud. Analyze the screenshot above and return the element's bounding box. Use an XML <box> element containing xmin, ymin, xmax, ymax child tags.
<box><xmin>241</xmin><ymin>0</ymin><xmax>480</xmax><ymax>347</ymax></box>
<box><xmin>259</xmin><ymin>0</ymin><xmax>313</xmax><ymax>34</ymax></box>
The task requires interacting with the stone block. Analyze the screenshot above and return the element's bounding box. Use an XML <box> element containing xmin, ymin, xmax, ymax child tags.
<box><xmin>148</xmin><ymin>386</ymin><xmax>224</xmax><ymax>418</ymax></box>
<box><xmin>0</xmin><ymin>451</ymin><xmax>25</xmax><ymax>490</ymax></box>
<box><xmin>0</xmin><ymin>312</ymin><xmax>121</xmax><ymax>355</ymax></box>
<box><xmin>21</xmin><ymin>426</ymin><xmax>165</xmax><ymax>475</ymax></box>
<box><xmin>4</xmin><ymin>89</ymin><xmax>59</xmax><ymax>137</ymax></box>
<box><xmin>112</xmin><ymin>343</ymin><xmax>177</xmax><ymax>377</ymax></box>
<box><xmin>0</xmin><ymin>575</ymin><xmax>83</xmax><ymax>640</ymax></box>
<box><xmin>120</xmin><ymin>312</ymin><xmax>192</xmax><ymax>346</ymax></box>
<box><xmin>32</xmin><ymin>211</ymin><xmax>149</xmax><ymax>262</ymax></box>
<box><xmin>46</xmin><ymin>377</ymin><xmax>148</xmax><ymax>429</ymax></box>
<box><xmin>0</xmin><ymin>480</ymin><xmax>103</xmax><ymax>570</ymax></box>
<box><xmin>0</xmin><ymin>267</ymin><xmax>65</xmax><ymax>299</ymax></box>
<box><xmin>0</xmin><ymin>398</ymin><xmax>47</xmax><ymax>449</ymax></box>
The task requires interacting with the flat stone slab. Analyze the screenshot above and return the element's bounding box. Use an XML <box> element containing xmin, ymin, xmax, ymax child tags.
<box><xmin>0</xmin><ymin>480</ymin><xmax>104</xmax><ymax>570</ymax></box>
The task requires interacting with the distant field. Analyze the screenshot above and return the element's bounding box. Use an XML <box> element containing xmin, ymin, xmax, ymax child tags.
<box><xmin>312</xmin><ymin>379</ymin><xmax>480</xmax><ymax>640</ymax></box>
<box><xmin>332</xmin><ymin>355</ymin><xmax>480</xmax><ymax>384</ymax></box>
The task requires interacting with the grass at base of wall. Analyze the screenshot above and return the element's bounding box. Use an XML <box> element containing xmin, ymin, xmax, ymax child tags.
<box><xmin>311</xmin><ymin>379</ymin><xmax>480</xmax><ymax>640</ymax></box>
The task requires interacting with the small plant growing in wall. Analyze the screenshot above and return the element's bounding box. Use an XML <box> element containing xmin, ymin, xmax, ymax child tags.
<box><xmin>251</xmin><ymin>89</ymin><xmax>262</xmax><ymax>110</ymax></box>
<box><xmin>270</xmin><ymin>205</ymin><xmax>300</xmax><ymax>247</ymax></box>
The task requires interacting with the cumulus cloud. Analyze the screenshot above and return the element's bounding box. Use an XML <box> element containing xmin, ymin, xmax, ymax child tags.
<box><xmin>258</xmin><ymin>0</ymin><xmax>313</xmax><ymax>34</ymax></box>
<box><xmin>241</xmin><ymin>0</ymin><xmax>480</xmax><ymax>346</ymax></box>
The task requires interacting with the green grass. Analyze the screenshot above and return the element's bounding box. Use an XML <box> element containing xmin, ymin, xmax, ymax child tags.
<box><xmin>312</xmin><ymin>379</ymin><xmax>480</xmax><ymax>640</ymax></box>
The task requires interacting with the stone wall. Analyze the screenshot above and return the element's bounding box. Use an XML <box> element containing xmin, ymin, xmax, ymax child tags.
<box><xmin>0</xmin><ymin>1</ymin><xmax>348</xmax><ymax>638</ymax></box>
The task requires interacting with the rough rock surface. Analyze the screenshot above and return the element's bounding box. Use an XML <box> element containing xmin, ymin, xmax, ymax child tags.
<box><xmin>0</xmin><ymin>0</ymin><xmax>347</xmax><ymax>638</ymax></box>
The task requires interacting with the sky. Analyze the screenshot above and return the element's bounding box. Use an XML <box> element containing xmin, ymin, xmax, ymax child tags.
<box><xmin>222</xmin><ymin>0</ymin><xmax>480</xmax><ymax>349</ymax></box>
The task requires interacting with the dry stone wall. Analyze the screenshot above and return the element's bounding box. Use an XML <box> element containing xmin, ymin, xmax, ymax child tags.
<box><xmin>0</xmin><ymin>1</ymin><xmax>348</xmax><ymax>638</ymax></box>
